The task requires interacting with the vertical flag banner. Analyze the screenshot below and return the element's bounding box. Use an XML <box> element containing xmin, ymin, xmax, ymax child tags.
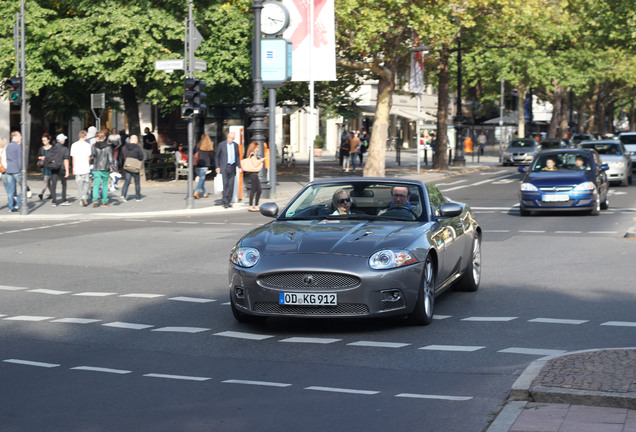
<box><xmin>282</xmin><ymin>0</ymin><xmax>337</xmax><ymax>81</ymax></box>
<box><xmin>409</xmin><ymin>34</ymin><xmax>424</xmax><ymax>94</ymax></box>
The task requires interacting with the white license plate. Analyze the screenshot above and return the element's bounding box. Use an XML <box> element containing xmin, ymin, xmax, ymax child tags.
<box><xmin>542</xmin><ymin>194</ymin><xmax>569</xmax><ymax>202</ymax></box>
<box><xmin>279</xmin><ymin>292</ymin><xmax>337</xmax><ymax>306</ymax></box>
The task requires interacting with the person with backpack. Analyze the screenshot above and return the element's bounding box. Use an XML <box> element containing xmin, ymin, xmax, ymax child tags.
<box><xmin>46</xmin><ymin>133</ymin><xmax>71</xmax><ymax>207</ymax></box>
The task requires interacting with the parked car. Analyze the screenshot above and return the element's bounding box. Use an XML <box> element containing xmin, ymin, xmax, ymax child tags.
<box><xmin>618</xmin><ymin>132</ymin><xmax>636</xmax><ymax>171</ymax></box>
<box><xmin>578</xmin><ymin>140</ymin><xmax>633</xmax><ymax>186</ymax></box>
<box><xmin>571</xmin><ymin>133</ymin><xmax>596</xmax><ymax>145</ymax></box>
<box><xmin>518</xmin><ymin>149</ymin><xmax>610</xmax><ymax>216</ymax></box>
<box><xmin>502</xmin><ymin>138</ymin><xmax>541</xmax><ymax>166</ymax></box>
<box><xmin>540</xmin><ymin>139</ymin><xmax>568</xmax><ymax>150</ymax></box>
<box><xmin>228</xmin><ymin>178</ymin><xmax>482</xmax><ymax>326</ymax></box>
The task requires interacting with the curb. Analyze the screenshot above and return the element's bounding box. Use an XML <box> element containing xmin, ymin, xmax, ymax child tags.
<box><xmin>508</xmin><ymin>347</ymin><xmax>636</xmax><ymax>410</ymax></box>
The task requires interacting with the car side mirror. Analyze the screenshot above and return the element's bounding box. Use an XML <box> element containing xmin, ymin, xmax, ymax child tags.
<box><xmin>518</xmin><ymin>166</ymin><xmax>527</xmax><ymax>174</ymax></box>
<box><xmin>438</xmin><ymin>202</ymin><xmax>462</xmax><ymax>218</ymax></box>
<box><xmin>260</xmin><ymin>202</ymin><xmax>279</xmax><ymax>217</ymax></box>
<box><xmin>600</xmin><ymin>164</ymin><xmax>610</xmax><ymax>171</ymax></box>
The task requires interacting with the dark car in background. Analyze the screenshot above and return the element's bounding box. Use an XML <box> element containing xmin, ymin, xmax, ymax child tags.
<box><xmin>502</xmin><ymin>138</ymin><xmax>541</xmax><ymax>166</ymax></box>
<box><xmin>540</xmin><ymin>139</ymin><xmax>569</xmax><ymax>150</ymax></box>
<box><xmin>228</xmin><ymin>178</ymin><xmax>482</xmax><ymax>326</ymax></box>
<box><xmin>518</xmin><ymin>149</ymin><xmax>610</xmax><ymax>216</ymax></box>
<box><xmin>571</xmin><ymin>133</ymin><xmax>596</xmax><ymax>145</ymax></box>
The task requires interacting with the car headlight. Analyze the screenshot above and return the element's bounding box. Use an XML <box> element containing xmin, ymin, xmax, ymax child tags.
<box><xmin>573</xmin><ymin>181</ymin><xmax>595</xmax><ymax>192</ymax></box>
<box><xmin>369</xmin><ymin>250</ymin><xmax>417</xmax><ymax>270</ymax></box>
<box><xmin>610</xmin><ymin>161</ymin><xmax>625</xmax><ymax>168</ymax></box>
<box><xmin>520</xmin><ymin>183</ymin><xmax>538</xmax><ymax>192</ymax></box>
<box><xmin>231</xmin><ymin>247</ymin><xmax>261</xmax><ymax>268</ymax></box>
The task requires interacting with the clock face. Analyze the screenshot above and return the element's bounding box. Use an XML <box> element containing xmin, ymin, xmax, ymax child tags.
<box><xmin>261</xmin><ymin>1</ymin><xmax>289</xmax><ymax>36</ymax></box>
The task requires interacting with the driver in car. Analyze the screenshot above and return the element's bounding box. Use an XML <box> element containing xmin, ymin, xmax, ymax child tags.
<box><xmin>378</xmin><ymin>186</ymin><xmax>415</xmax><ymax>216</ymax></box>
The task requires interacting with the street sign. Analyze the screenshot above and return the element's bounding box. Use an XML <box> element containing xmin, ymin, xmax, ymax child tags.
<box><xmin>91</xmin><ymin>93</ymin><xmax>105</xmax><ymax>109</ymax></box>
<box><xmin>155</xmin><ymin>59</ymin><xmax>184</xmax><ymax>72</ymax></box>
<box><xmin>192</xmin><ymin>27</ymin><xmax>203</xmax><ymax>52</ymax></box>
<box><xmin>194</xmin><ymin>59</ymin><xmax>207</xmax><ymax>71</ymax></box>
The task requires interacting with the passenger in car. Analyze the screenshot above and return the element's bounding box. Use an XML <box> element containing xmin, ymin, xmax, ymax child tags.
<box><xmin>542</xmin><ymin>158</ymin><xmax>558</xmax><ymax>171</ymax></box>
<box><xmin>331</xmin><ymin>189</ymin><xmax>352</xmax><ymax>215</ymax></box>
<box><xmin>574</xmin><ymin>156</ymin><xmax>587</xmax><ymax>169</ymax></box>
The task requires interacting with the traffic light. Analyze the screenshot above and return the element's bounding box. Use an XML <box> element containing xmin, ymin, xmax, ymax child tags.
<box><xmin>4</xmin><ymin>76</ymin><xmax>22</xmax><ymax>106</ymax></box>
<box><xmin>182</xmin><ymin>77</ymin><xmax>207</xmax><ymax>118</ymax></box>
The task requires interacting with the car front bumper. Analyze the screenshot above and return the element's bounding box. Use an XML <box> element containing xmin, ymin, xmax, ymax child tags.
<box><xmin>229</xmin><ymin>254</ymin><xmax>424</xmax><ymax>319</ymax></box>
<box><xmin>519</xmin><ymin>190</ymin><xmax>596</xmax><ymax>211</ymax></box>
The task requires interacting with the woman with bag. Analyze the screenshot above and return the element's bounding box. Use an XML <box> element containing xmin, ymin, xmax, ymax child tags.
<box><xmin>120</xmin><ymin>135</ymin><xmax>145</xmax><ymax>202</ymax></box>
<box><xmin>37</xmin><ymin>133</ymin><xmax>53</xmax><ymax>200</ymax></box>
<box><xmin>193</xmin><ymin>134</ymin><xmax>214</xmax><ymax>199</ymax></box>
<box><xmin>241</xmin><ymin>141</ymin><xmax>265</xmax><ymax>212</ymax></box>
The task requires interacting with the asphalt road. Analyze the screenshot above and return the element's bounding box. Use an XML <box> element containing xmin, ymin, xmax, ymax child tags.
<box><xmin>1</xmin><ymin>167</ymin><xmax>635</xmax><ymax>432</ymax></box>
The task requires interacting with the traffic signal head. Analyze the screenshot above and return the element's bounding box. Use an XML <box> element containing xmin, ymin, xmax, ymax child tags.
<box><xmin>183</xmin><ymin>77</ymin><xmax>207</xmax><ymax>117</ymax></box>
<box><xmin>4</xmin><ymin>76</ymin><xmax>22</xmax><ymax>106</ymax></box>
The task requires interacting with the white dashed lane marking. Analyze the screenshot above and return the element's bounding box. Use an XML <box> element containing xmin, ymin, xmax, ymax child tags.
<box><xmin>4</xmin><ymin>359</ymin><xmax>59</xmax><ymax>368</ymax></box>
<box><xmin>498</xmin><ymin>347</ymin><xmax>566</xmax><ymax>356</ymax></box>
<box><xmin>71</xmin><ymin>366</ymin><xmax>132</xmax><ymax>374</ymax></box>
<box><xmin>419</xmin><ymin>345</ymin><xmax>485</xmax><ymax>352</ymax></box>
<box><xmin>144</xmin><ymin>373</ymin><xmax>211</xmax><ymax>382</ymax></box>
<box><xmin>214</xmin><ymin>331</ymin><xmax>273</xmax><ymax>340</ymax></box>
<box><xmin>101</xmin><ymin>322</ymin><xmax>153</xmax><ymax>330</ymax></box>
<box><xmin>223</xmin><ymin>379</ymin><xmax>291</xmax><ymax>388</ymax></box>
<box><xmin>305</xmin><ymin>386</ymin><xmax>379</xmax><ymax>395</ymax></box>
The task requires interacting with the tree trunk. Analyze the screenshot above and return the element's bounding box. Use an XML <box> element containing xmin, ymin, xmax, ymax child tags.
<box><xmin>432</xmin><ymin>46</ymin><xmax>450</xmax><ymax>170</ymax></box>
<box><xmin>547</xmin><ymin>80</ymin><xmax>562</xmax><ymax>139</ymax></box>
<box><xmin>122</xmin><ymin>84</ymin><xmax>141</xmax><ymax>137</ymax></box>
<box><xmin>559</xmin><ymin>88</ymin><xmax>570</xmax><ymax>139</ymax></box>
<box><xmin>363</xmin><ymin>74</ymin><xmax>393</xmax><ymax>177</ymax></box>
<box><xmin>517</xmin><ymin>85</ymin><xmax>526</xmax><ymax>138</ymax></box>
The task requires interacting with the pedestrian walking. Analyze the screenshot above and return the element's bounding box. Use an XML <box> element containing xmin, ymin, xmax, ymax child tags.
<box><xmin>142</xmin><ymin>127</ymin><xmax>157</xmax><ymax>161</ymax></box>
<box><xmin>2</xmin><ymin>131</ymin><xmax>22</xmax><ymax>212</ymax></box>
<box><xmin>37</xmin><ymin>133</ymin><xmax>53</xmax><ymax>200</ymax></box>
<box><xmin>340</xmin><ymin>136</ymin><xmax>351</xmax><ymax>172</ymax></box>
<box><xmin>193</xmin><ymin>134</ymin><xmax>214</xmax><ymax>200</ymax></box>
<box><xmin>477</xmin><ymin>131</ymin><xmax>487</xmax><ymax>156</ymax></box>
<box><xmin>91</xmin><ymin>130</ymin><xmax>114</xmax><ymax>207</ymax></box>
<box><xmin>215</xmin><ymin>131</ymin><xmax>240</xmax><ymax>208</ymax></box>
<box><xmin>242</xmin><ymin>141</ymin><xmax>265</xmax><ymax>211</ymax></box>
<box><xmin>349</xmin><ymin>131</ymin><xmax>360</xmax><ymax>171</ymax></box>
<box><xmin>120</xmin><ymin>135</ymin><xmax>144</xmax><ymax>202</ymax></box>
<box><xmin>70</xmin><ymin>130</ymin><xmax>92</xmax><ymax>207</ymax></box>
<box><xmin>47</xmin><ymin>133</ymin><xmax>71</xmax><ymax>207</ymax></box>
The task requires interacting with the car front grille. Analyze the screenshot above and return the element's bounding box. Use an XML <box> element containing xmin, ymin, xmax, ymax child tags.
<box><xmin>253</xmin><ymin>302</ymin><xmax>369</xmax><ymax>315</ymax></box>
<box><xmin>539</xmin><ymin>186</ymin><xmax>572</xmax><ymax>192</ymax></box>
<box><xmin>260</xmin><ymin>272</ymin><xmax>360</xmax><ymax>289</ymax></box>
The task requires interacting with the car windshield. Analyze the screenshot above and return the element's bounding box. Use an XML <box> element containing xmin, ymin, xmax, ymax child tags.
<box><xmin>530</xmin><ymin>152</ymin><xmax>592</xmax><ymax>172</ymax></box>
<box><xmin>509</xmin><ymin>139</ymin><xmax>536</xmax><ymax>148</ymax></box>
<box><xmin>280</xmin><ymin>182</ymin><xmax>426</xmax><ymax>222</ymax></box>
<box><xmin>619</xmin><ymin>135</ymin><xmax>636</xmax><ymax>145</ymax></box>
<box><xmin>580</xmin><ymin>143</ymin><xmax>622</xmax><ymax>155</ymax></box>
<box><xmin>541</xmin><ymin>141</ymin><xmax>562</xmax><ymax>149</ymax></box>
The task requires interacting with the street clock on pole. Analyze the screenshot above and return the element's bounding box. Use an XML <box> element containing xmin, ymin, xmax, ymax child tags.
<box><xmin>261</xmin><ymin>1</ymin><xmax>290</xmax><ymax>36</ymax></box>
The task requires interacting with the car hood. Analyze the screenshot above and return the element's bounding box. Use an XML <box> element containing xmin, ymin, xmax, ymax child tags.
<box><xmin>524</xmin><ymin>171</ymin><xmax>593</xmax><ymax>186</ymax></box>
<box><xmin>239</xmin><ymin>219</ymin><xmax>429</xmax><ymax>256</ymax></box>
<box><xmin>598</xmin><ymin>155</ymin><xmax>625</xmax><ymax>162</ymax></box>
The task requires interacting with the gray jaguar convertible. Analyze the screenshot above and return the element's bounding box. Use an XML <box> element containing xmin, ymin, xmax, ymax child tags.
<box><xmin>229</xmin><ymin>178</ymin><xmax>482</xmax><ymax>325</ymax></box>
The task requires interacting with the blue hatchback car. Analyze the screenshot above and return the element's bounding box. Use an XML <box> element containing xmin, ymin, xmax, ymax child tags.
<box><xmin>518</xmin><ymin>149</ymin><xmax>610</xmax><ymax>216</ymax></box>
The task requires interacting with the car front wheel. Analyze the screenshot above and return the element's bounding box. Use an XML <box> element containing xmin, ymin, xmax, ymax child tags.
<box><xmin>590</xmin><ymin>192</ymin><xmax>601</xmax><ymax>215</ymax></box>
<box><xmin>407</xmin><ymin>255</ymin><xmax>435</xmax><ymax>326</ymax></box>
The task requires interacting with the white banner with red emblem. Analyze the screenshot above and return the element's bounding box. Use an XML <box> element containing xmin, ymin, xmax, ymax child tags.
<box><xmin>282</xmin><ymin>0</ymin><xmax>336</xmax><ymax>82</ymax></box>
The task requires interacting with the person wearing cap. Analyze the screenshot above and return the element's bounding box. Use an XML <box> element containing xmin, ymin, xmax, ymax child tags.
<box><xmin>49</xmin><ymin>133</ymin><xmax>71</xmax><ymax>207</ymax></box>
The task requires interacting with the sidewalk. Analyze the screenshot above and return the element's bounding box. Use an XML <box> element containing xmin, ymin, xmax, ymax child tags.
<box><xmin>487</xmin><ymin>348</ymin><xmax>636</xmax><ymax>432</ymax></box>
<box><xmin>0</xmin><ymin>148</ymin><xmax>500</xmax><ymax>221</ymax></box>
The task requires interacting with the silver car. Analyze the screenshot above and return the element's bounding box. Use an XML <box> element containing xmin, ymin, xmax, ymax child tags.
<box><xmin>618</xmin><ymin>132</ymin><xmax>636</xmax><ymax>171</ymax></box>
<box><xmin>502</xmin><ymin>138</ymin><xmax>540</xmax><ymax>166</ymax></box>
<box><xmin>579</xmin><ymin>140</ymin><xmax>633</xmax><ymax>186</ymax></box>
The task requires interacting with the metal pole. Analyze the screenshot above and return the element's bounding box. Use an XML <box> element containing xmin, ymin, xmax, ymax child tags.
<box><xmin>269</xmin><ymin>88</ymin><xmax>277</xmax><ymax>196</ymax></box>
<box><xmin>416</xmin><ymin>93</ymin><xmax>421</xmax><ymax>173</ymax></box>
<box><xmin>247</xmin><ymin>0</ymin><xmax>269</xmax><ymax>195</ymax></box>
<box><xmin>499</xmin><ymin>75</ymin><xmax>504</xmax><ymax>162</ymax></box>
<box><xmin>185</xmin><ymin>0</ymin><xmax>195</xmax><ymax>209</ymax></box>
<box><xmin>308</xmin><ymin>0</ymin><xmax>315</xmax><ymax>182</ymax></box>
<box><xmin>19</xmin><ymin>2</ymin><xmax>27</xmax><ymax>215</ymax></box>
<box><xmin>452</xmin><ymin>29</ymin><xmax>466</xmax><ymax>167</ymax></box>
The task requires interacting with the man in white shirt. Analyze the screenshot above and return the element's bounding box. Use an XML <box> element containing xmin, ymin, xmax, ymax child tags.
<box><xmin>70</xmin><ymin>130</ymin><xmax>92</xmax><ymax>207</ymax></box>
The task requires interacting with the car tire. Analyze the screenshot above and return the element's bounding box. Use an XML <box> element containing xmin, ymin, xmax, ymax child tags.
<box><xmin>590</xmin><ymin>192</ymin><xmax>601</xmax><ymax>215</ymax></box>
<box><xmin>407</xmin><ymin>254</ymin><xmax>435</xmax><ymax>326</ymax></box>
<box><xmin>621</xmin><ymin>175</ymin><xmax>629</xmax><ymax>186</ymax></box>
<box><xmin>519</xmin><ymin>205</ymin><xmax>530</xmax><ymax>216</ymax></box>
<box><xmin>600</xmin><ymin>191</ymin><xmax>609</xmax><ymax>210</ymax></box>
<box><xmin>453</xmin><ymin>235</ymin><xmax>481</xmax><ymax>292</ymax></box>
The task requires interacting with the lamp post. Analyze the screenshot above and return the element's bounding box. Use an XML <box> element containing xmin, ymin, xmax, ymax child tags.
<box><xmin>247</xmin><ymin>0</ymin><xmax>270</xmax><ymax>196</ymax></box>
<box><xmin>452</xmin><ymin>21</ymin><xmax>466</xmax><ymax>167</ymax></box>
